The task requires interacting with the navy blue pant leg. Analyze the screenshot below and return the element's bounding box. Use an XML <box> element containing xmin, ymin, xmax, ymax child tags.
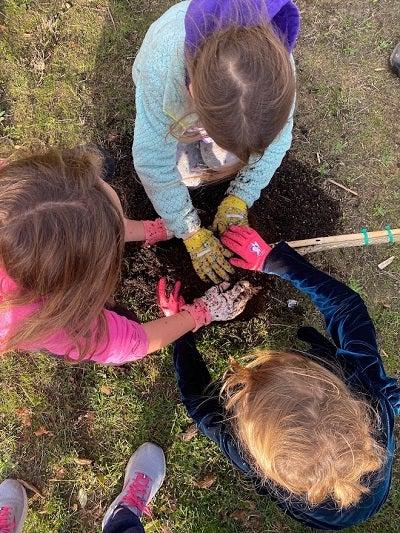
<box><xmin>103</xmin><ymin>506</ymin><xmax>145</xmax><ymax>533</ymax></box>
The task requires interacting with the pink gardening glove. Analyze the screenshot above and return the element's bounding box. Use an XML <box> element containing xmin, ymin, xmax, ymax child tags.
<box><xmin>221</xmin><ymin>226</ymin><xmax>272</xmax><ymax>272</ymax></box>
<box><xmin>157</xmin><ymin>278</ymin><xmax>185</xmax><ymax>317</ymax></box>
<box><xmin>143</xmin><ymin>219</ymin><xmax>173</xmax><ymax>247</ymax></box>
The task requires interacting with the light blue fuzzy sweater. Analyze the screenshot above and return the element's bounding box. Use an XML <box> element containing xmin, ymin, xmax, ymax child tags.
<box><xmin>132</xmin><ymin>1</ymin><xmax>295</xmax><ymax>238</ymax></box>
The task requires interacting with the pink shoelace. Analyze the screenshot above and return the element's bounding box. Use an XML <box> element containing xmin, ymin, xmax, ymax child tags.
<box><xmin>121</xmin><ymin>473</ymin><xmax>152</xmax><ymax>517</ymax></box>
<box><xmin>0</xmin><ymin>507</ymin><xmax>15</xmax><ymax>533</ymax></box>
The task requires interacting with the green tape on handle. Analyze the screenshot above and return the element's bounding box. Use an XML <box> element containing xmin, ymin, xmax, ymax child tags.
<box><xmin>386</xmin><ymin>225</ymin><xmax>395</xmax><ymax>244</ymax></box>
<box><xmin>361</xmin><ymin>227</ymin><xmax>369</xmax><ymax>246</ymax></box>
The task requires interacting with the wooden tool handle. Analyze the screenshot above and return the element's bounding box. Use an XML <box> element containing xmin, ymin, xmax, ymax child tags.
<box><xmin>283</xmin><ymin>229</ymin><xmax>400</xmax><ymax>255</ymax></box>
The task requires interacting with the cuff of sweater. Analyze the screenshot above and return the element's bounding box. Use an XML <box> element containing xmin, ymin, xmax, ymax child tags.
<box><xmin>181</xmin><ymin>300</ymin><xmax>212</xmax><ymax>331</ymax></box>
<box><xmin>226</xmin><ymin>184</ymin><xmax>254</xmax><ymax>208</ymax></box>
<box><xmin>172</xmin><ymin>213</ymin><xmax>202</xmax><ymax>239</ymax></box>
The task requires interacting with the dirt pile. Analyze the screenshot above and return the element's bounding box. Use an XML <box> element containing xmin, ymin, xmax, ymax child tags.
<box><xmin>110</xmin><ymin>150</ymin><xmax>343</xmax><ymax>320</ymax></box>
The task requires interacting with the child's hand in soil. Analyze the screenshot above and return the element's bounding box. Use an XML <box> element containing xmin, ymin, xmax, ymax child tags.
<box><xmin>142</xmin><ymin>219</ymin><xmax>173</xmax><ymax>246</ymax></box>
<box><xmin>157</xmin><ymin>278</ymin><xmax>185</xmax><ymax>317</ymax></box>
<box><xmin>221</xmin><ymin>226</ymin><xmax>272</xmax><ymax>272</ymax></box>
<box><xmin>184</xmin><ymin>228</ymin><xmax>234</xmax><ymax>284</ymax></box>
<box><xmin>213</xmin><ymin>195</ymin><xmax>248</xmax><ymax>235</ymax></box>
<box><xmin>123</xmin><ymin>218</ymin><xmax>172</xmax><ymax>245</ymax></box>
<box><xmin>182</xmin><ymin>281</ymin><xmax>256</xmax><ymax>331</ymax></box>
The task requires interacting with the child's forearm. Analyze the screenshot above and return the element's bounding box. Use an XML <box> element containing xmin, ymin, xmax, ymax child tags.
<box><xmin>142</xmin><ymin>311</ymin><xmax>196</xmax><ymax>353</ymax></box>
<box><xmin>124</xmin><ymin>218</ymin><xmax>146</xmax><ymax>242</ymax></box>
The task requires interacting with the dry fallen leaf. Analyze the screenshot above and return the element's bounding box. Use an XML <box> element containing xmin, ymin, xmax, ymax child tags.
<box><xmin>74</xmin><ymin>458</ymin><xmax>92</xmax><ymax>466</ymax></box>
<box><xmin>193</xmin><ymin>474</ymin><xmax>217</xmax><ymax>489</ymax></box>
<box><xmin>78</xmin><ymin>487</ymin><xmax>88</xmax><ymax>508</ymax></box>
<box><xmin>231</xmin><ymin>510</ymin><xmax>248</xmax><ymax>523</ymax></box>
<box><xmin>100</xmin><ymin>384</ymin><xmax>112</xmax><ymax>395</ymax></box>
<box><xmin>34</xmin><ymin>426</ymin><xmax>54</xmax><ymax>437</ymax></box>
<box><xmin>181</xmin><ymin>424</ymin><xmax>198</xmax><ymax>442</ymax></box>
<box><xmin>52</xmin><ymin>467</ymin><xmax>66</xmax><ymax>480</ymax></box>
<box><xmin>16</xmin><ymin>408</ymin><xmax>32</xmax><ymax>428</ymax></box>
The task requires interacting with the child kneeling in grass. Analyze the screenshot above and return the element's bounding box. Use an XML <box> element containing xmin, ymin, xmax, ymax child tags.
<box><xmin>0</xmin><ymin>148</ymin><xmax>253</xmax><ymax>364</ymax></box>
<box><xmin>162</xmin><ymin>226</ymin><xmax>399</xmax><ymax>530</ymax></box>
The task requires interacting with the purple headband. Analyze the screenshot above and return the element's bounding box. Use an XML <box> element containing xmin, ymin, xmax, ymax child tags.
<box><xmin>185</xmin><ymin>0</ymin><xmax>301</xmax><ymax>54</ymax></box>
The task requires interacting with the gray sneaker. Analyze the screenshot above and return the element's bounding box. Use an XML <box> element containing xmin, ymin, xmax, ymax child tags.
<box><xmin>102</xmin><ymin>443</ymin><xmax>166</xmax><ymax>530</ymax></box>
<box><xmin>390</xmin><ymin>42</ymin><xmax>400</xmax><ymax>76</ymax></box>
<box><xmin>0</xmin><ymin>480</ymin><xmax>28</xmax><ymax>533</ymax></box>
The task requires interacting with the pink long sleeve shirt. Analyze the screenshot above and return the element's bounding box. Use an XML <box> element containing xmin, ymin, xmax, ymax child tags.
<box><xmin>0</xmin><ymin>269</ymin><xmax>149</xmax><ymax>365</ymax></box>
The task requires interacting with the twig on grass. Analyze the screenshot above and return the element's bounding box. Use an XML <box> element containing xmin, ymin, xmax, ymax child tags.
<box><xmin>17</xmin><ymin>479</ymin><xmax>44</xmax><ymax>499</ymax></box>
<box><xmin>106</xmin><ymin>6</ymin><xmax>116</xmax><ymax>29</ymax></box>
<box><xmin>326</xmin><ymin>178</ymin><xmax>358</xmax><ymax>196</ymax></box>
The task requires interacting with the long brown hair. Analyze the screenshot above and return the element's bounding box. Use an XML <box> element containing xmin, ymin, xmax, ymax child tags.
<box><xmin>173</xmin><ymin>22</ymin><xmax>295</xmax><ymax>181</ymax></box>
<box><xmin>222</xmin><ymin>351</ymin><xmax>385</xmax><ymax>509</ymax></box>
<box><xmin>0</xmin><ymin>147</ymin><xmax>124</xmax><ymax>360</ymax></box>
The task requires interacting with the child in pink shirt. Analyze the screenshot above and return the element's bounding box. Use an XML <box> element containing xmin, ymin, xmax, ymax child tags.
<box><xmin>0</xmin><ymin>148</ymin><xmax>253</xmax><ymax>365</ymax></box>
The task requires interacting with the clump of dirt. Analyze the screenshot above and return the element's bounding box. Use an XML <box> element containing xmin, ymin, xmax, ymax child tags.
<box><xmin>106</xmin><ymin>142</ymin><xmax>343</xmax><ymax>320</ymax></box>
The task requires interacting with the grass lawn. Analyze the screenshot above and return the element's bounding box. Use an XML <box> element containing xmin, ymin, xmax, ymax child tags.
<box><xmin>0</xmin><ymin>1</ymin><xmax>399</xmax><ymax>531</ymax></box>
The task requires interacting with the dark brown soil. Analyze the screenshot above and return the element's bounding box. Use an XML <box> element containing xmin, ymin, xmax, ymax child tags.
<box><xmin>106</xmin><ymin>142</ymin><xmax>344</xmax><ymax>323</ymax></box>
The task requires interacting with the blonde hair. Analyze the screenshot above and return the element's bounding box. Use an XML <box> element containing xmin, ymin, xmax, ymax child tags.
<box><xmin>222</xmin><ymin>351</ymin><xmax>385</xmax><ymax>509</ymax></box>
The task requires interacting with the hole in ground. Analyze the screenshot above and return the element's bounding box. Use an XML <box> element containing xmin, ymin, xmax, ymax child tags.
<box><xmin>106</xmin><ymin>141</ymin><xmax>344</xmax><ymax>325</ymax></box>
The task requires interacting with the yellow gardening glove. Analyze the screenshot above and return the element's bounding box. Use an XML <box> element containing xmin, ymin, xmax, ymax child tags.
<box><xmin>212</xmin><ymin>195</ymin><xmax>249</xmax><ymax>235</ymax></box>
<box><xmin>184</xmin><ymin>228</ymin><xmax>234</xmax><ymax>284</ymax></box>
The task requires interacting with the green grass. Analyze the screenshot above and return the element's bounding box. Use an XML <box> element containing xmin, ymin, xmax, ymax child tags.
<box><xmin>1</xmin><ymin>0</ymin><xmax>400</xmax><ymax>531</ymax></box>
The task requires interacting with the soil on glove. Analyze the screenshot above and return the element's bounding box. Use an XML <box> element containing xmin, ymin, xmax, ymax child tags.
<box><xmin>106</xmin><ymin>143</ymin><xmax>344</xmax><ymax>344</ymax></box>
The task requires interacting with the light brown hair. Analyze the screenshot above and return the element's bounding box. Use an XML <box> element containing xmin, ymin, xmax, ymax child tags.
<box><xmin>0</xmin><ymin>147</ymin><xmax>124</xmax><ymax>359</ymax></box>
<box><xmin>222</xmin><ymin>351</ymin><xmax>385</xmax><ymax>509</ymax></box>
<box><xmin>174</xmin><ymin>23</ymin><xmax>295</xmax><ymax>181</ymax></box>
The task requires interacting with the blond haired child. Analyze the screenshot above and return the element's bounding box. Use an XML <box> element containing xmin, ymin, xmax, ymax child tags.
<box><xmin>161</xmin><ymin>226</ymin><xmax>399</xmax><ymax>530</ymax></box>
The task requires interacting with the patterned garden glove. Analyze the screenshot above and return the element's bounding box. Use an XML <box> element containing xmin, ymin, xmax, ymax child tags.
<box><xmin>212</xmin><ymin>195</ymin><xmax>248</xmax><ymax>235</ymax></box>
<box><xmin>157</xmin><ymin>278</ymin><xmax>185</xmax><ymax>317</ymax></box>
<box><xmin>221</xmin><ymin>226</ymin><xmax>272</xmax><ymax>272</ymax></box>
<box><xmin>184</xmin><ymin>228</ymin><xmax>234</xmax><ymax>284</ymax></box>
<box><xmin>182</xmin><ymin>281</ymin><xmax>256</xmax><ymax>331</ymax></box>
<box><xmin>143</xmin><ymin>219</ymin><xmax>173</xmax><ymax>247</ymax></box>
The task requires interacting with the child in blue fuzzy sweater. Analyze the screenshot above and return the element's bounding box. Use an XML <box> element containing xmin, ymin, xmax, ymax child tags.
<box><xmin>132</xmin><ymin>0</ymin><xmax>300</xmax><ymax>283</ymax></box>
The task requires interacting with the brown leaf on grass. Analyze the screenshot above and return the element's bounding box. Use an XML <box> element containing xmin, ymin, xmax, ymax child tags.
<box><xmin>78</xmin><ymin>487</ymin><xmax>88</xmax><ymax>508</ymax></box>
<box><xmin>231</xmin><ymin>509</ymin><xmax>262</xmax><ymax>528</ymax></box>
<box><xmin>231</xmin><ymin>510</ymin><xmax>248</xmax><ymax>522</ymax></box>
<box><xmin>181</xmin><ymin>424</ymin><xmax>198</xmax><ymax>442</ymax></box>
<box><xmin>74</xmin><ymin>458</ymin><xmax>92</xmax><ymax>466</ymax></box>
<box><xmin>34</xmin><ymin>426</ymin><xmax>54</xmax><ymax>437</ymax></box>
<box><xmin>16</xmin><ymin>408</ymin><xmax>32</xmax><ymax>428</ymax></box>
<box><xmin>17</xmin><ymin>479</ymin><xmax>43</xmax><ymax>499</ymax></box>
<box><xmin>100</xmin><ymin>384</ymin><xmax>112</xmax><ymax>395</ymax></box>
<box><xmin>52</xmin><ymin>467</ymin><xmax>66</xmax><ymax>480</ymax></box>
<box><xmin>193</xmin><ymin>474</ymin><xmax>217</xmax><ymax>489</ymax></box>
